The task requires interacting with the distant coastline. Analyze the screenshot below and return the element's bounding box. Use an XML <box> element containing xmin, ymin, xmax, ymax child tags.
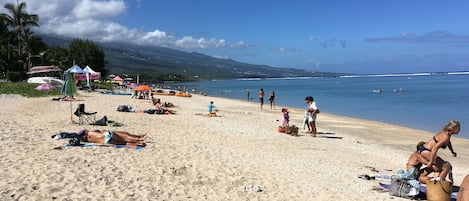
<box><xmin>340</xmin><ymin>71</ymin><xmax>469</xmax><ymax>78</ymax></box>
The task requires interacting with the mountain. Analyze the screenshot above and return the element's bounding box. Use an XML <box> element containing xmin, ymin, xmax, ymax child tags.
<box><xmin>40</xmin><ymin>35</ymin><xmax>346</xmax><ymax>80</ymax></box>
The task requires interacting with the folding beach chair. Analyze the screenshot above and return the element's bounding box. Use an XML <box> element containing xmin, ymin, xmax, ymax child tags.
<box><xmin>74</xmin><ymin>103</ymin><xmax>97</xmax><ymax>125</ymax></box>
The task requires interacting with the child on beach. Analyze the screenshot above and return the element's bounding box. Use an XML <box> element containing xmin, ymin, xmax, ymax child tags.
<box><xmin>208</xmin><ymin>101</ymin><xmax>217</xmax><ymax>116</ymax></box>
<box><xmin>281</xmin><ymin>108</ymin><xmax>289</xmax><ymax>126</ymax></box>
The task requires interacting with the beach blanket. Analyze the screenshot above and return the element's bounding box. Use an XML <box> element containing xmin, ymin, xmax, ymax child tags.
<box><xmin>379</xmin><ymin>183</ymin><xmax>458</xmax><ymax>200</ymax></box>
<box><xmin>64</xmin><ymin>143</ymin><xmax>144</xmax><ymax>150</ymax></box>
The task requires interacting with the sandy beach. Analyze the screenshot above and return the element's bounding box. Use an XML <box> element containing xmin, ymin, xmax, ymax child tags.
<box><xmin>1</xmin><ymin>91</ymin><xmax>468</xmax><ymax>200</ymax></box>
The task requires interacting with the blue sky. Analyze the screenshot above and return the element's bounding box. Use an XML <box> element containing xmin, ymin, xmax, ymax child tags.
<box><xmin>1</xmin><ymin>0</ymin><xmax>469</xmax><ymax>74</ymax></box>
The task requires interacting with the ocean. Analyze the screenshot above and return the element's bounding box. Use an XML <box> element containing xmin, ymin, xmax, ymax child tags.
<box><xmin>177</xmin><ymin>74</ymin><xmax>469</xmax><ymax>139</ymax></box>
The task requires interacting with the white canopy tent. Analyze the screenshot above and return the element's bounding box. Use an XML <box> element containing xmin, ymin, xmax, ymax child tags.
<box><xmin>83</xmin><ymin>66</ymin><xmax>101</xmax><ymax>88</ymax></box>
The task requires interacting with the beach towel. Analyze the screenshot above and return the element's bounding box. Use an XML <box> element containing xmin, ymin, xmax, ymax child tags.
<box><xmin>64</xmin><ymin>143</ymin><xmax>144</xmax><ymax>150</ymax></box>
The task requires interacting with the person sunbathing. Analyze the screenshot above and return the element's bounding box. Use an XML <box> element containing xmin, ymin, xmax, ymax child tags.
<box><xmin>153</xmin><ymin>98</ymin><xmax>176</xmax><ymax>114</ymax></box>
<box><xmin>78</xmin><ymin>129</ymin><xmax>146</xmax><ymax>147</ymax></box>
<box><xmin>54</xmin><ymin>129</ymin><xmax>146</xmax><ymax>147</ymax></box>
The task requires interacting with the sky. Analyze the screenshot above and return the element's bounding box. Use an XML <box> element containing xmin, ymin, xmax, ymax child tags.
<box><xmin>1</xmin><ymin>0</ymin><xmax>469</xmax><ymax>74</ymax></box>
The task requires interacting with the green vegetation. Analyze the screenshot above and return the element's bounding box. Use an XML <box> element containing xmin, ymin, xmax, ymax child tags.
<box><xmin>0</xmin><ymin>82</ymin><xmax>62</xmax><ymax>97</ymax></box>
<box><xmin>0</xmin><ymin>81</ymin><xmax>117</xmax><ymax>97</ymax></box>
<box><xmin>0</xmin><ymin>2</ymin><xmax>108</xmax><ymax>81</ymax></box>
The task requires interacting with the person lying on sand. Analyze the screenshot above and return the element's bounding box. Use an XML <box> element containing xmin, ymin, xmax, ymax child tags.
<box><xmin>152</xmin><ymin>98</ymin><xmax>176</xmax><ymax>114</ymax></box>
<box><xmin>53</xmin><ymin>129</ymin><xmax>146</xmax><ymax>147</ymax></box>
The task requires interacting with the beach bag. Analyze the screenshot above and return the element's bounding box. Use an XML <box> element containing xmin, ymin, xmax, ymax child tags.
<box><xmin>284</xmin><ymin>125</ymin><xmax>299</xmax><ymax>136</ymax></box>
<box><xmin>91</xmin><ymin>115</ymin><xmax>108</xmax><ymax>126</ymax></box>
<box><xmin>292</xmin><ymin>125</ymin><xmax>299</xmax><ymax>135</ymax></box>
<box><xmin>426</xmin><ymin>180</ymin><xmax>452</xmax><ymax>201</ymax></box>
<box><xmin>117</xmin><ymin>105</ymin><xmax>134</xmax><ymax>112</ymax></box>
<box><xmin>68</xmin><ymin>137</ymin><xmax>81</xmax><ymax>146</ymax></box>
<box><xmin>389</xmin><ymin>177</ymin><xmax>414</xmax><ymax>198</ymax></box>
<box><xmin>117</xmin><ymin>105</ymin><xmax>129</xmax><ymax>112</ymax></box>
<box><xmin>278</xmin><ymin>126</ymin><xmax>286</xmax><ymax>133</ymax></box>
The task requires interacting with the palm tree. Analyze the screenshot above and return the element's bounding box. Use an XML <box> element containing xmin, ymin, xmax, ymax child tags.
<box><xmin>22</xmin><ymin>28</ymin><xmax>48</xmax><ymax>68</ymax></box>
<box><xmin>0</xmin><ymin>13</ymin><xmax>13</xmax><ymax>73</ymax></box>
<box><xmin>1</xmin><ymin>1</ymin><xmax>39</xmax><ymax>70</ymax></box>
<box><xmin>44</xmin><ymin>46</ymin><xmax>70</xmax><ymax>70</ymax></box>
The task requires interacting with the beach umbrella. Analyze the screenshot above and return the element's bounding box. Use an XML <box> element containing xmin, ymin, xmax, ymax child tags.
<box><xmin>129</xmin><ymin>83</ymin><xmax>137</xmax><ymax>88</ymax></box>
<box><xmin>35</xmin><ymin>83</ymin><xmax>56</xmax><ymax>91</ymax></box>
<box><xmin>61</xmin><ymin>71</ymin><xmax>77</xmax><ymax>122</ymax></box>
<box><xmin>133</xmin><ymin>85</ymin><xmax>152</xmax><ymax>91</ymax></box>
<box><xmin>61</xmin><ymin>71</ymin><xmax>76</xmax><ymax>97</ymax></box>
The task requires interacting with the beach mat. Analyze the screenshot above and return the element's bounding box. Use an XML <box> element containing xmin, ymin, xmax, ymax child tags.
<box><xmin>64</xmin><ymin>143</ymin><xmax>144</xmax><ymax>150</ymax></box>
<box><xmin>379</xmin><ymin>183</ymin><xmax>458</xmax><ymax>200</ymax></box>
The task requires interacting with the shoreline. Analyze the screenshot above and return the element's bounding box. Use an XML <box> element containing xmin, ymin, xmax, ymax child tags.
<box><xmin>1</xmin><ymin>92</ymin><xmax>468</xmax><ymax>200</ymax></box>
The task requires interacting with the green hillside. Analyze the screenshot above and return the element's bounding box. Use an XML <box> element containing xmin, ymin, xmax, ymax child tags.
<box><xmin>40</xmin><ymin>35</ymin><xmax>346</xmax><ymax>80</ymax></box>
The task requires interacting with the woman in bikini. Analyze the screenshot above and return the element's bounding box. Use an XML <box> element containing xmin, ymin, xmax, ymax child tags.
<box><xmin>78</xmin><ymin>129</ymin><xmax>146</xmax><ymax>147</ymax></box>
<box><xmin>419</xmin><ymin>120</ymin><xmax>460</xmax><ymax>181</ymax></box>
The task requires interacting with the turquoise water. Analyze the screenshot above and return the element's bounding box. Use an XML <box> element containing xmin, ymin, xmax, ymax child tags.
<box><xmin>180</xmin><ymin>74</ymin><xmax>469</xmax><ymax>139</ymax></box>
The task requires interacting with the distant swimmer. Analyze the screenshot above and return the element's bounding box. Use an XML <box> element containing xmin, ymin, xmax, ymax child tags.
<box><xmin>393</xmin><ymin>88</ymin><xmax>404</xmax><ymax>93</ymax></box>
<box><xmin>373</xmin><ymin>88</ymin><xmax>382</xmax><ymax>93</ymax></box>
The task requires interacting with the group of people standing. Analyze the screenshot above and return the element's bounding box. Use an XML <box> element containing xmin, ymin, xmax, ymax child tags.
<box><xmin>258</xmin><ymin>88</ymin><xmax>319</xmax><ymax>137</ymax></box>
<box><xmin>258</xmin><ymin>88</ymin><xmax>276</xmax><ymax>110</ymax></box>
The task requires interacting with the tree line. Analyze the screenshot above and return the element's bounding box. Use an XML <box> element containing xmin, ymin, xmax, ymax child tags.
<box><xmin>0</xmin><ymin>1</ymin><xmax>107</xmax><ymax>81</ymax></box>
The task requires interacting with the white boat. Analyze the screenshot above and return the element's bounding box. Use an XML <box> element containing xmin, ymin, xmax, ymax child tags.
<box><xmin>26</xmin><ymin>66</ymin><xmax>64</xmax><ymax>85</ymax></box>
<box><xmin>27</xmin><ymin>77</ymin><xmax>64</xmax><ymax>85</ymax></box>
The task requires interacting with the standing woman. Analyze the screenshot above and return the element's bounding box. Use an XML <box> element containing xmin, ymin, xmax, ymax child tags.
<box><xmin>419</xmin><ymin>120</ymin><xmax>460</xmax><ymax>181</ymax></box>
<box><xmin>268</xmin><ymin>91</ymin><xmax>276</xmax><ymax>110</ymax></box>
<box><xmin>305</xmin><ymin>96</ymin><xmax>319</xmax><ymax>137</ymax></box>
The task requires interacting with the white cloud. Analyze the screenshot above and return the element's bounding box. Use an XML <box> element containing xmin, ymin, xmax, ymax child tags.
<box><xmin>72</xmin><ymin>0</ymin><xmax>126</xmax><ymax>19</ymax></box>
<box><xmin>212</xmin><ymin>55</ymin><xmax>231</xmax><ymax>59</ymax></box>
<box><xmin>175</xmin><ymin>36</ymin><xmax>229</xmax><ymax>49</ymax></box>
<box><xmin>0</xmin><ymin>0</ymin><xmax>248</xmax><ymax>50</ymax></box>
<box><xmin>271</xmin><ymin>47</ymin><xmax>299</xmax><ymax>53</ymax></box>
